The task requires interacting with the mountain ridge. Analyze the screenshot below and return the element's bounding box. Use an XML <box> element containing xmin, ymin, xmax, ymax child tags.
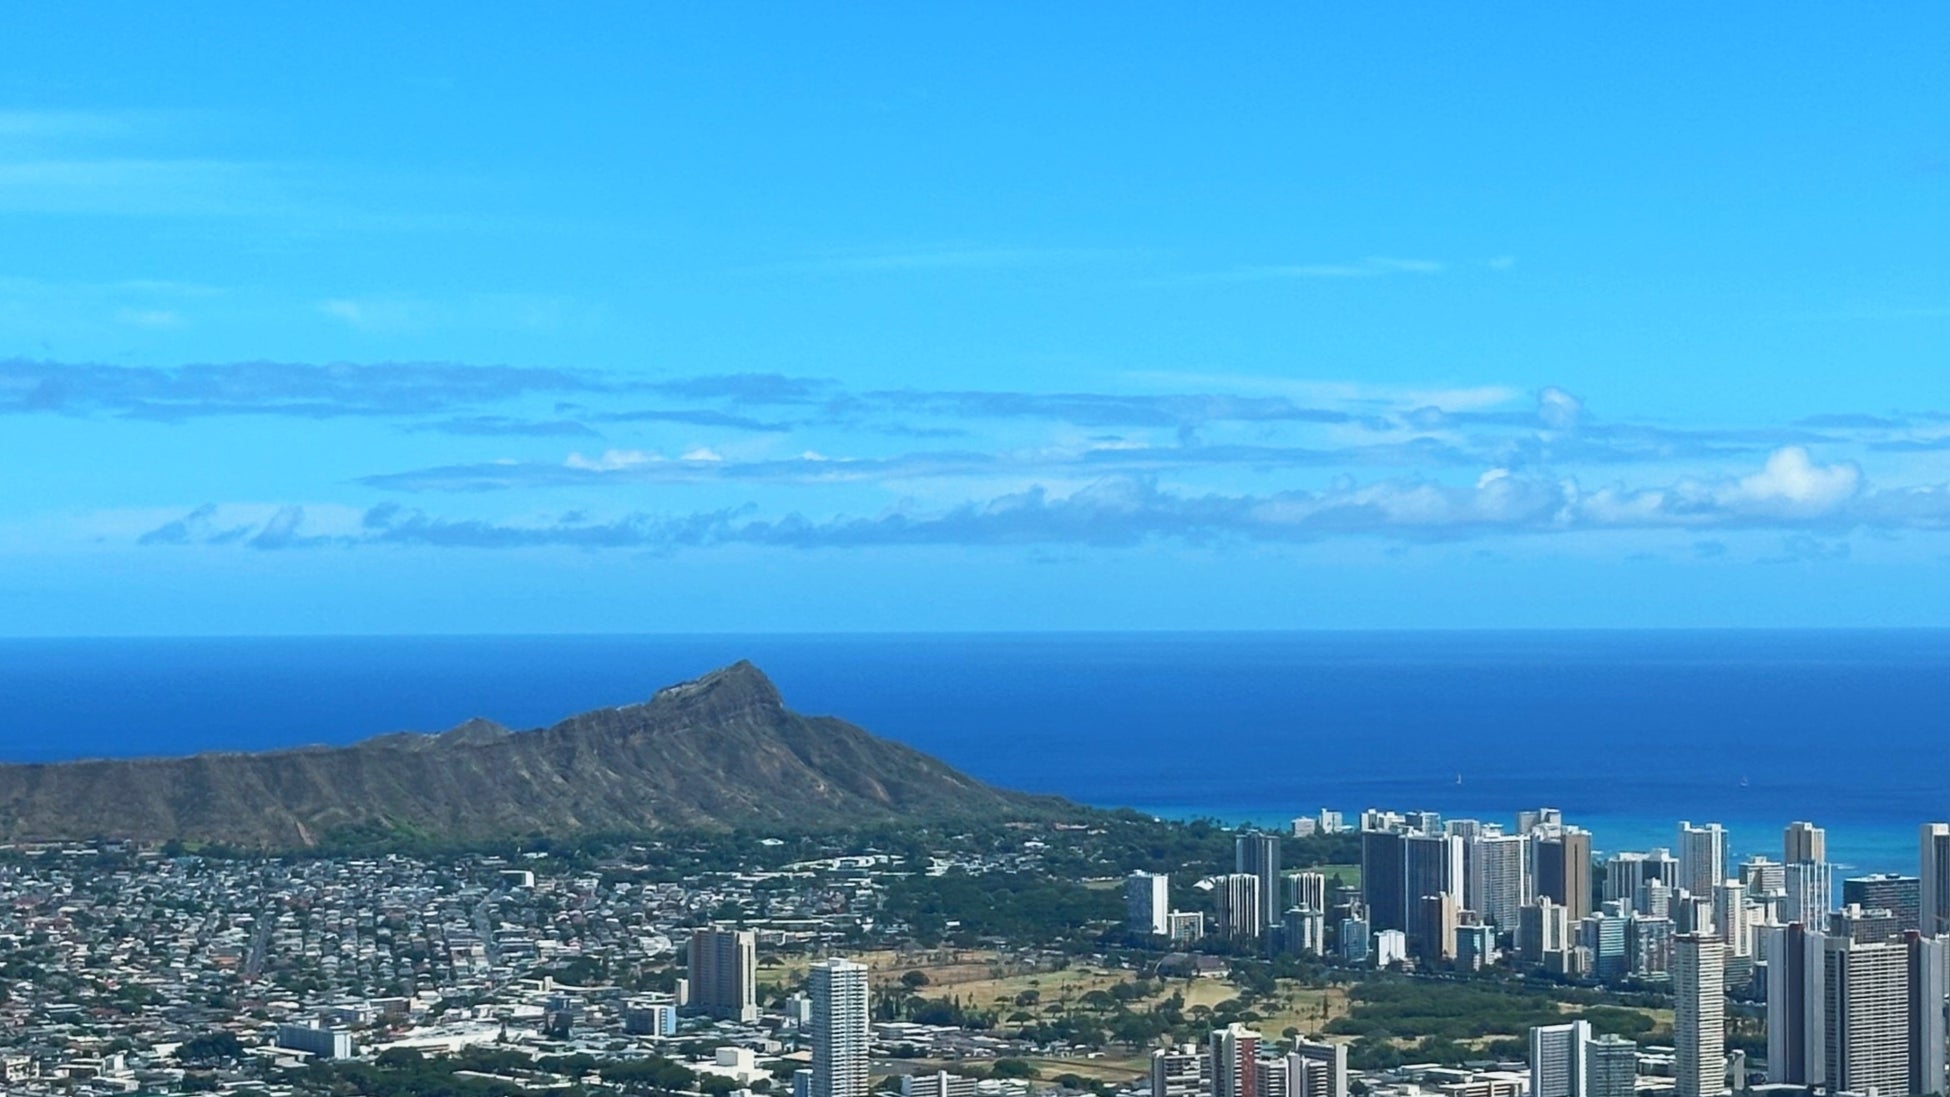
<box><xmin>0</xmin><ymin>661</ymin><xmax>1065</xmax><ymax>847</ymax></box>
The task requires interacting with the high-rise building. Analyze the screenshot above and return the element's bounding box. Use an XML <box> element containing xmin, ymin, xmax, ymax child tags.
<box><xmin>1412</xmin><ymin>892</ymin><xmax>1459</xmax><ymax>964</ymax></box>
<box><xmin>1836</xmin><ymin>935</ymin><xmax>1927</xmax><ymax>1097</ymax></box>
<box><xmin>1361</xmin><ymin>809</ymin><xmax>1405</xmax><ymax>832</ymax></box>
<box><xmin>1740</xmin><ymin>856</ymin><xmax>1785</xmax><ymax>898</ymax></box>
<box><xmin>1288</xmin><ymin>1039</ymin><xmax>1348</xmax><ymax>1097</ymax></box>
<box><xmin>1259</xmin><ymin>1054</ymin><xmax>1291</xmax><ymax>1097</ymax></box>
<box><xmin>1603</xmin><ymin>853</ymin><xmax>1649</xmax><ymax>911</ymax></box>
<box><xmin>1216</xmin><ymin>874</ymin><xmax>1263</xmax><ymax>939</ymax></box>
<box><xmin>1375</xmin><ymin>928</ymin><xmax>1407</xmax><ymax>967</ymax></box>
<box><xmin>1629</xmin><ymin>915</ymin><xmax>1673</xmax><ymax>977</ymax></box>
<box><xmin>809</xmin><ymin>959</ymin><xmax>869</xmax><ymax>1097</ymax></box>
<box><xmin>1604</xmin><ymin>850</ymin><xmax>1678</xmax><ymax>915</ymax></box>
<box><xmin>1715</xmin><ymin>880</ymin><xmax>1753</xmax><ymax>959</ymax></box>
<box><xmin>1150</xmin><ymin>1045</ymin><xmax>1205</xmax><ymax>1097</ymax></box>
<box><xmin>1674</xmin><ymin>934</ymin><xmax>1726</xmax><ymax>1097</ymax></box>
<box><xmin>1210</xmin><ymin>1024</ymin><xmax>1262</xmax><ymax>1097</ymax></box>
<box><xmin>1529</xmin><ymin>1020</ymin><xmax>1591</xmax><ymax>1097</ymax></box>
<box><xmin>1646</xmin><ymin>849</ymin><xmax>1680</xmax><ymax>889</ymax></box>
<box><xmin>1281</xmin><ymin>907</ymin><xmax>1326</xmax><ymax>956</ymax></box>
<box><xmin>1126</xmin><ymin>872</ymin><xmax>1170</xmax><ymax>936</ymax></box>
<box><xmin>1237</xmin><ymin>832</ymin><xmax>1283</xmax><ymax>927</ymax></box>
<box><xmin>1769</xmin><ymin>925</ymin><xmax>1949</xmax><ymax>1097</ymax></box>
<box><xmin>1361</xmin><ymin>828</ymin><xmax>1408</xmax><ymax>933</ymax></box>
<box><xmin>1328</xmin><ymin>887</ymin><xmax>1361</xmax><ymax>941</ymax></box>
<box><xmin>1519</xmin><ymin>896</ymin><xmax>1569</xmax><ymax>965</ymax></box>
<box><xmin>1844</xmin><ymin>874</ymin><xmax>1922</xmax><ymax>936</ymax></box>
<box><xmin>1340</xmin><ymin>917</ymin><xmax>1371</xmax><ymax>963</ymax></box>
<box><xmin>1517</xmin><ymin>808</ymin><xmax>1563</xmax><ymax>835</ymax></box>
<box><xmin>1785</xmin><ymin>821</ymin><xmax>1827</xmax><ymax>865</ymax></box>
<box><xmin>1782</xmin><ymin>822</ymin><xmax>1833</xmax><ymax>935</ymax></box>
<box><xmin>1783</xmin><ymin>860</ymin><xmax>1834</xmax><ymax>928</ymax></box>
<box><xmin>1584</xmin><ymin>1036</ymin><xmax>1638</xmax><ymax>1097</ymax></box>
<box><xmin>1579</xmin><ymin>908</ymin><xmax>1630</xmax><ymax>981</ymax></box>
<box><xmin>1673</xmin><ymin>892</ymin><xmax>1715</xmax><ymax>937</ymax></box>
<box><xmin>1285</xmin><ymin>871</ymin><xmax>1328</xmax><ymax>914</ymax></box>
<box><xmin>1318</xmin><ymin>810</ymin><xmax>1344</xmax><ymax>834</ymax></box>
<box><xmin>1907</xmin><ymin>932</ymin><xmax>1947</xmax><ymax>1097</ymax></box>
<box><xmin>624</xmin><ymin>1003</ymin><xmax>679</xmax><ymax>1036</ymax></box>
<box><xmin>1471</xmin><ymin>832</ymin><xmax>1532</xmax><ymax>930</ymax></box>
<box><xmin>1678</xmin><ymin>823</ymin><xmax>1728</xmax><ymax>903</ymax></box>
<box><xmin>1637</xmin><ymin>878</ymin><xmax>1672</xmax><ymax>920</ymax></box>
<box><xmin>1831</xmin><ymin>903</ymin><xmax>1904</xmax><ymax>946</ymax></box>
<box><xmin>1762</xmin><ymin>922</ymin><xmax>1823</xmax><ymax>1086</ymax></box>
<box><xmin>1537</xmin><ymin>830</ymin><xmax>1593</xmax><ymax>921</ymax></box>
<box><xmin>1457</xmin><ymin>923</ymin><xmax>1496</xmax><ymax>971</ymax></box>
<box><xmin>688</xmin><ymin>928</ymin><xmax>759</xmax><ymax>1023</ymax></box>
<box><xmin>1920</xmin><ymin>824</ymin><xmax>1950</xmax><ymax>937</ymax></box>
<box><xmin>1404</xmin><ymin>833</ymin><xmax>1463</xmax><ymax>916</ymax></box>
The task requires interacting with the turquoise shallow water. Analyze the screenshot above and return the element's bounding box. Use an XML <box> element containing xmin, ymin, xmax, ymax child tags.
<box><xmin>1</xmin><ymin>630</ymin><xmax>1945</xmax><ymax>872</ymax></box>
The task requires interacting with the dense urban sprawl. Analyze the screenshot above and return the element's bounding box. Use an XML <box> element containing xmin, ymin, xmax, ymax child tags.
<box><xmin>0</xmin><ymin>810</ymin><xmax>1943</xmax><ymax>1097</ymax></box>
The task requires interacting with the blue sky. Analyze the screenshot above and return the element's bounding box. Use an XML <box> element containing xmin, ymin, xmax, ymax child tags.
<box><xmin>3</xmin><ymin>5</ymin><xmax>1948</xmax><ymax>634</ymax></box>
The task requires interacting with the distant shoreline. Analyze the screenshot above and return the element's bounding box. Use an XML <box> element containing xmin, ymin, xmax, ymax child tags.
<box><xmin>1</xmin><ymin>631</ymin><xmax>1942</xmax><ymax>876</ymax></box>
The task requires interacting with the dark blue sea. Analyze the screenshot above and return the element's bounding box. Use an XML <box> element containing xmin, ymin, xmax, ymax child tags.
<box><xmin>2</xmin><ymin>631</ymin><xmax>1946</xmax><ymax>873</ymax></box>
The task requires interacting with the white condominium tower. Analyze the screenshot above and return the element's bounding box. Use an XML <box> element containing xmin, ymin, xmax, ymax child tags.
<box><xmin>1284</xmin><ymin>870</ymin><xmax>1328</xmax><ymax>914</ymax></box>
<box><xmin>1783</xmin><ymin>861</ymin><xmax>1834</xmax><ymax>928</ymax></box>
<box><xmin>1126</xmin><ymin>871</ymin><xmax>1170</xmax><ymax>936</ymax></box>
<box><xmin>1678</xmin><ymin>822</ymin><xmax>1727</xmax><ymax>904</ymax></box>
<box><xmin>1287</xmin><ymin>1039</ymin><xmax>1348</xmax><ymax>1097</ymax></box>
<box><xmin>809</xmin><ymin>958</ymin><xmax>870</xmax><ymax>1097</ymax></box>
<box><xmin>1236</xmin><ymin>831</ymin><xmax>1283</xmax><ymax>926</ymax></box>
<box><xmin>1674</xmin><ymin>933</ymin><xmax>1726</xmax><ymax>1097</ymax></box>
<box><xmin>1470</xmin><ymin>831</ymin><xmax>1531</xmax><ymax>930</ymax></box>
<box><xmin>1150</xmin><ymin>1046</ymin><xmax>1203</xmax><ymax>1097</ymax></box>
<box><xmin>1215</xmin><ymin>873</ymin><xmax>1263</xmax><ymax>939</ymax></box>
<box><xmin>1715</xmin><ymin>879</ymin><xmax>1753</xmax><ymax>958</ymax></box>
<box><xmin>1765</xmin><ymin>920</ymin><xmax>1948</xmax><ymax>1097</ymax></box>
<box><xmin>1529</xmin><ymin>1019</ymin><xmax>1591</xmax><ymax>1097</ymax></box>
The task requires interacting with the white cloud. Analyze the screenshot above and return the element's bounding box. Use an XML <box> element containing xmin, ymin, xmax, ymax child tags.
<box><xmin>1718</xmin><ymin>446</ymin><xmax>1861</xmax><ymax>517</ymax></box>
<box><xmin>1537</xmin><ymin>387</ymin><xmax>1584</xmax><ymax>432</ymax></box>
<box><xmin>565</xmin><ymin>449</ymin><xmax>658</xmax><ymax>472</ymax></box>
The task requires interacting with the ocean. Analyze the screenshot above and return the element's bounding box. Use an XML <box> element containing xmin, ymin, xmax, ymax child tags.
<box><xmin>2</xmin><ymin>630</ymin><xmax>1946</xmax><ymax>874</ymax></box>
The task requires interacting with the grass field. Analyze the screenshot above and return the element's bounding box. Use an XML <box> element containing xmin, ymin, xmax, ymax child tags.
<box><xmin>1306</xmin><ymin>864</ymin><xmax>1361</xmax><ymax>893</ymax></box>
<box><xmin>784</xmin><ymin>945</ymin><xmax>1356</xmax><ymax>1049</ymax></box>
<box><xmin>766</xmin><ymin>938</ymin><xmax>1675</xmax><ymax>1065</ymax></box>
